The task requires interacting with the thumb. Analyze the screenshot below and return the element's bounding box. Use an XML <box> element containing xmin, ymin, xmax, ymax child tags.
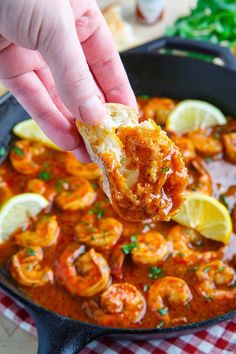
<box><xmin>37</xmin><ymin>1</ymin><xmax>105</xmax><ymax>125</ymax></box>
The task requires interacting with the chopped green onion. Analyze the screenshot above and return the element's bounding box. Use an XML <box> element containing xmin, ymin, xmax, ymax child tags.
<box><xmin>27</xmin><ymin>247</ymin><xmax>36</xmax><ymax>256</ymax></box>
<box><xmin>156</xmin><ymin>320</ymin><xmax>164</xmax><ymax>329</ymax></box>
<box><xmin>158</xmin><ymin>307</ymin><xmax>169</xmax><ymax>316</ymax></box>
<box><xmin>13</xmin><ymin>146</ymin><xmax>23</xmax><ymax>157</ymax></box>
<box><xmin>161</xmin><ymin>166</ymin><xmax>169</xmax><ymax>174</ymax></box>
<box><xmin>148</xmin><ymin>266</ymin><xmax>164</xmax><ymax>280</ymax></box>
<box><xmin>143</xmin><ymin>284</ymin><xmax>150</xmax><ymax>292</ymax></box>
<box><xmin>39</xmin><ymin>171</ymin><xmax>51</xmax><ymax>181</ymax></box>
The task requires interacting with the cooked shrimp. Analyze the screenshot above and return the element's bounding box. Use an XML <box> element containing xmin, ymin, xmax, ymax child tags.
<box><xmin>131</xmin><ymin>231</ymin><xmax>171</xmax><ymax>265</ymax></box>
<box><xmin>26</xmin><ymin>179</ymin><xmax>56</xmax><ymax>202</ymax></box>
<box><xmin>55</xmin><ymin>177</ymin><xmax>96</xmax><ymax>211</ymax></box>
<box><xmin>168</xmin><ymin>225</ymin><xmax>224</xmax><ymax>265</ymax></box>
<box><xmin>187</xmin><ymin>130</ymin><xmax>223</xmax><ymax>157</ymax></box>
<box><xmin>10</xmin><ymin>246</ymin><xmax>53</xmax><ymax>287</ymax></box>
<box><xmin>188</xmin><ymin>157</ymin><xmax>212</xmax><ymax>195</ymax></box>
<box><xmin>109</xmin><ymin>246</ymin><xmax>125</xmax><ymax>280</ymax></box>
<box><xmin>65</xmin><ymin>152</ymin><xmax>101</xmax><ymax>179</ymax></box>
<box><xmin>83</xmin><ymin>283</ymin><xmax>146</xmax><ymax>327</ymax></box>
<box><xmin>171</xmin><ymin>136</ymin><xmax>196</xmax><ymax>164</ymax></box>
<box><xmin>56</xmin><ymin>243</ymin><xmax>110</xmax><ymax>297</ymax></box>
<box><xmin>15</xmin><ymin>216</ymin><xmax>60</xmax><ymax>248</ymax></box>
<box><xmin>222</xmin><ymin>133</ymin><xmax>236</xmax><ymax>164</ymax></box>
<box><xmin>75</xmin><ymin>214</ymin><xmax>122</xmax><ymax>250</ymax></box>
<box><xmin>143</xmin><ymin>98</ymin><xmax>176</xmax><ymax>125</ymax></box>
<box><xmin>10</xmin><ymin>140</ymin><xmax>45</xmax><ymax>175</ymax></box>
<box><xmin>147</xmin><ymin>276</ymin><xmax>192</xmax><ymax>325</ymax></box>
<box><xmin>195</xmin><ymin>261</ymin><xmax>236</xmax><ymax>301</ymax></box>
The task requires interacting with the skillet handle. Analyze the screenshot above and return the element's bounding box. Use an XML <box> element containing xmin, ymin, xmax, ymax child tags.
<box><xmin>125</xmin><ymin>36</ymin><xmax>236</xmax><ymax>71</ymax></box>
<box><xmin>29</xmin><ymin>307</ymin><xmax>108</xmax><ymax>354</ymax></box>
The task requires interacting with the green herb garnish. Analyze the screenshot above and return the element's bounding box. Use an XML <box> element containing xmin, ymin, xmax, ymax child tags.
<box><xmin>161</xmin><ymin>166</ymin><xmax>169</xmax><ymax>174</ymax></box>
<box><xmin>158</xmin><ymin>307</ymin><xmax>169</xmax><ymax>316</ymax></box>
<box><xmin>0</xmin><ymin>147</ymin><xmax>7</xmax><ymax>157</ymax></box>
<box><xmin>203</xmin><ymin>266</ymin><xmax>212</xmax><ymax>273</ymax></box>
<box><xmin>166</xmin><ymin>0</ymin><xmax>236</xmax><ymax>52</ymax></box>
<box><xmin>27</xmin><ymin>247</ymin><xmax>36</xmax><ymax>256</ymax></box>
<box><xmin>143</xmin><ymin>284</ymin><xmax>150</xmax><ymax>292</ymax></box>
<box><xmin>88</xmin><ymin>202</ymin><xmax>104</xmax><ymax>219</ymax></box>
<box><xmin>13</xmin><ymin>146</ymin><xmax>23</xmax><ymax>157</ymax></box>
<box><xmin>218</xmin><ymin>266</ymin><xmax>226</xmax><ymax>273</ymax></box>
<box><xmin>148</xmin><ymin>266</ymin><xmax>164</xmax><ymax>280</ymax></box>
<box><xmin>121</xmin><ymin>235</ymin><xmax>138</xmax><ymax>255</ymax></box>
<box><xmin>140</xmin><ymin>95</ymin><xmax>149</xmax><ymax>100</ymax></box>
<box><xmin>156</xmin><ymin>320</ymin><xmax>164</xmax><ymax>329</ymax></box>
<box><xmin>39</xmin><ymin>171</ymin><xmax>51</xmax><ymax>181</ymax></box>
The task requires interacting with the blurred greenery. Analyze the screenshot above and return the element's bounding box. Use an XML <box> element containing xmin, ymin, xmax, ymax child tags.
<box><xmin>166</xmin><ymin>0</ymin><xmax>236</xmax><ymax>50</ymax></box>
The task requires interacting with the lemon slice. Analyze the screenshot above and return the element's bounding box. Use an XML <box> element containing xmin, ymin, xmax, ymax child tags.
<box><xmin>0</xmin><ymin>193</ymin><xmax>49</xmax><ymax>242</ymax></box>
<box><xmin>166</xmin><ymin>100</ymin><xmax>227</xmax><ymax>133</ymax></box>
<box><xmin>172</xmin><ymin>192</ymin><xmax>232</xmax><ymax>244</ymax></box>
<box><xmin>13</xmin><ymin>119</ymin><xmax>62</xmax><ymax>150</ymax></box>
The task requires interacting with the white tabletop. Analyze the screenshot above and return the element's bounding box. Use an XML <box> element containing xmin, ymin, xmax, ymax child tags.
<box><xmin>0</xmin><ymin>1</ymin><xmax>193</xmax><ymax>353</ymax></box>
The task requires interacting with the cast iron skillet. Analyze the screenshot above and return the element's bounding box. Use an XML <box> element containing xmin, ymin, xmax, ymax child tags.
<box><xmin>0</xmin><ymin>37</ymin><xmax>236</xmax><ymax>354</ymax></box>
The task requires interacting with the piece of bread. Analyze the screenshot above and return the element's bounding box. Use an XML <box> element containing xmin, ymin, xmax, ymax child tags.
<box><xmin>102</xmin><ymin>2</ymin><xmax>137</xmax><ymax>51</ymax></box>
<box><xmin>77</xmin><ymin>103</ymin><xmax>188</xmax><ymax>222</ymax></box>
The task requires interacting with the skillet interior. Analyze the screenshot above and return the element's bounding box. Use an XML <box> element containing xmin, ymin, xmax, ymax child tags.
<box><xmin>1</xmin><ymin>37</ymin><xmax>236</xmax><ymax>353</ymax></box>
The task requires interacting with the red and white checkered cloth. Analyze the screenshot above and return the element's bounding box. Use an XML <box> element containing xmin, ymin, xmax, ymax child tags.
<box><xmin>1</xmin><ymin>290</ymin><xmax>236</xmax><ymax>353</ymax></box>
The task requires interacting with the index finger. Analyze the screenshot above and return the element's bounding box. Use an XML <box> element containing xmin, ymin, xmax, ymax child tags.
<box><xmin>78</xmin><ymin>3</ymin><xmax>137</xmax><ymax>110</ymax></box>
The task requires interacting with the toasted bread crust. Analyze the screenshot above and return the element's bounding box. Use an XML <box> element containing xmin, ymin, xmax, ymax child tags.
<box><xmin>77</xmin><ymin>103</ymin><xmax>188</xmax><ymax>222</ymax></box>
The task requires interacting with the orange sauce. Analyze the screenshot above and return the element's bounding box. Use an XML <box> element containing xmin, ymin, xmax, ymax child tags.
<box><xmin>0</xmin><ymin>97</ymin><xmax>236</xmax><ymax>329</ymax></box>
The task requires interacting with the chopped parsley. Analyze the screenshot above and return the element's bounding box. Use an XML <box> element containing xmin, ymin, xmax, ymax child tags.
<box><xmin>26</xmin><ymin>247</ymin><xmax>36</xmax><ymax>256</ymax></box>
<box><xmin>218</xmin><ymin>266</ymin><xmax>226</xmax><ymax>273</ymax></box>
<box><xmin>220</xmin><ymin>194</ymin><xmax>228</xmax><ymax>208</ymax></box>
<box><xmin>143</xmin><ymin>284</ymin><xmax>150</xmax><ymax>292</ymax></box>
<box><xmin>161</xmin><ymin>166</ymin><xmax>169</xmax><ymax>174</ymax></box>
<box><xmin>39</xmin><ymin>171</ymin><xmax>51</xmax><ymax>181</ymax></box>
<box><xmin>203</xmin><ymin>266</ymin><xmax>212</xmax><ymax>273</ymax></box>
<box><xmin>140</xmin><ymin>94</ymin><xmax>149</xmax><ymax>100</ymax></box>
<box><xmin>13</xmin><ymin>146</ymin><xmax>23</xmax><ymax>157</ymax></box>
<box><xmin>121</xmin><ymin>235</ymin><xmax>138</xmax><ymax>255</ymax></box>
<box><xmin>156</xmin><ymin>320</ymin><xmax>164</xmax><ymax>329</ymax></box>
<box><xmin>148</xmin><ymin>266</ymin><xmax>164</xmax><ymax>280</ymax></box>
<box><xmin>88</xmin><ymin>202</ymin><xmax>104</xmax><ymax>219</ymax></box>
<box><xmin>158</xmin><ymin>307</ymin><xmax>169</xmax><ymax>316</ymax></box>
<box><xmin>0</xmin><ymin>147</ymin><xmax>7</xmax><ymax>157</ymax></box>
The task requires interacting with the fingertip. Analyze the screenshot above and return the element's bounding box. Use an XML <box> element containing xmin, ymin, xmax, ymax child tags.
<box><xmin>78</xmin><ymin>96</ymin><xmax>105</xmax><ymax>125</ymax></box>
<box><xmin>72</xmin><ymin>147</ymin><xmax>91</xmax><ymax>163</ymax></box>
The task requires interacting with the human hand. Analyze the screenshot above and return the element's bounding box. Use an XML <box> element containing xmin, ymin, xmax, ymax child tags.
<box><xmin>0</xmin><ymin>0</ymin><xmax>137</xmax><ymax>161</ymax></box>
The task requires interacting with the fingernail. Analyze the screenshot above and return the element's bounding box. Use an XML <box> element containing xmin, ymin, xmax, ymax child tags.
<box><xmin>72</xmin><ymin>147</ymin><xmax>91</xmax><ymax>163</ymax></box>
<box><xmin>78</xmin><ymin>96</ymin><xmax>105</xmax><ymax>125</ymax></box>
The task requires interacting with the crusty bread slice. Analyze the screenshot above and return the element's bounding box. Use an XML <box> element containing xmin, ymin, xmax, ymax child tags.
<box><xmin>77</xmin><ymin>103</ymin><xmax>188</xmax><ymax>222</ymax></box>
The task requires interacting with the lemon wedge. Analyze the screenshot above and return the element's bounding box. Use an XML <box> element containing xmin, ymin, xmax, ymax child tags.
<box><xmin>13</xmin><ymin>119</ymin><xmax>62</xmax><ymax>150</ymax></box>
<box><xmin>166</xmin><ymin>100</ymin><xmax>227</xmax><ymax>133</ymax></box>
<box><xmin>172</xmin><ymin>192</ymin><xmax>232</xmax><ymax>244</ymax></box>
<box><xmin>0</xmin><ymin>193</ymin><xmax>49</xmax><ymax>242</ymax></box>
